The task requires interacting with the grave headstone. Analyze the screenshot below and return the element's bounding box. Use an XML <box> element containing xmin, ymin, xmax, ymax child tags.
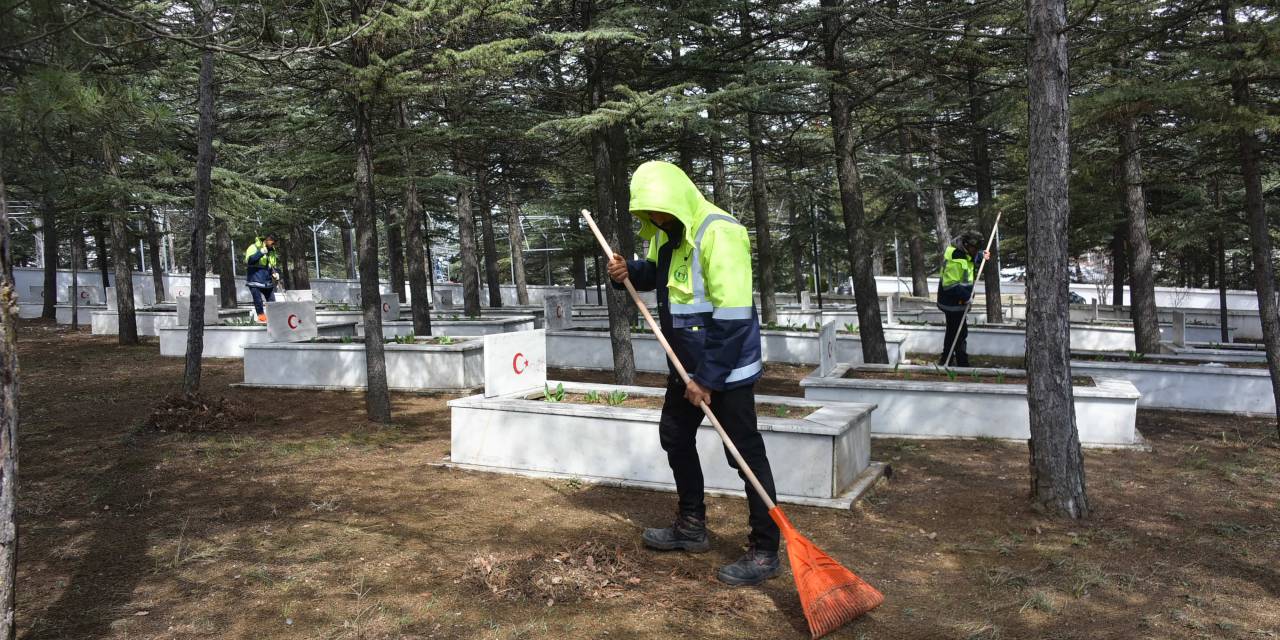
<box><xmin>105</xmin><ymin>287</ymin><xmax>117</xmax><ymax>311</ymax></box>
<box><xmin>1171</xmin><ymin>310</ymin><xmax>1186</xmax><ymax>348</ymax></box>
<box><xmin>380</xmin><ymin>294</ymin><xmax>400</xmax><ymax>322</ymax></box>
<box><xmin>800</xmin><ymin>290</ymin><xmax>812</xmax><ymax>311</ymax></box>
<box><xmin>885</xmin><ymin>294</ymin><xmax>895</xmax><ymax>325</ymax></box>
<box><xmin>1091</xmin><ymin>299</ymin><xmax>1099</xmax><ymax>322</ymax></box>
<box><xmin>28</xmin><ymin>286</ymin><xmax>44</xmax><ymax>302</ymax></box>
<box><xmin>348</xmin><ymin>286</ymin><xmax>362</xmax><ymax>304</ymax></box>
<box><xmin>438</xmin><ymin>289</ymin><xmax>454</xmax><ymax>309</ymax></box>
<box><xmin>818</xmin><ymin>320</ymin><xmax>838</xmax><ymax>377</ymax></box>
<box><xmin>543</xmin><ymin>293</ymin><xmax>574</xmax><ymax>330</ymax></box>
<box><xmin>67</xmin><ymin>285</ymin><xmax>103</xmax><ymax>305</ymax></box>
<box><xmin>281</xmin><ymin>289</ymin><xmax>314</xmax><ymax>302</ymax></box>
<box><xmin>265</xmin><ymin>301</ymin><xmax>318</xmax><ymax>342</ymax></box>
<box><xmin>483</xmin><ymin>329</ymin><xmax>547</xmax><ymax>398</ymax></box>
<box><xmin>177</xmin><ymin>294</ymin><xmax>220</xmax><ymax>326</ymax></box>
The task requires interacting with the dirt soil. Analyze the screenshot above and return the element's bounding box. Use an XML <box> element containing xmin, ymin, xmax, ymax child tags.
<box><xmin>17</xmin><ymin>320</ymin><xmax>1280</xmax><ymax>639</ymax></box>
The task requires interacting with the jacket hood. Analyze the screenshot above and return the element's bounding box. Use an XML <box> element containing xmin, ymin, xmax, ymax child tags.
<box><xmin>628</xmin><ymin>161</ymin><xmax>705</xmax><ymax>240</ymax></box>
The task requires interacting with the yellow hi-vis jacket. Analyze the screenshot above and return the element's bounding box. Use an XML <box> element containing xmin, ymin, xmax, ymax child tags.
<box><xmin>619</xmin><ymin>161</ymin><xmax>762</xmax><ymax>390</ymax></box>
<box><xmin>937</xmin><ymin>244</ymin><xmax>980</xmax><ymax>311</ymax></box>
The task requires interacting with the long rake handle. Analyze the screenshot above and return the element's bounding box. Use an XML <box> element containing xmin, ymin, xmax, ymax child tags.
<box><xmin>943</xmin><ymin>209</ymin><xmax>1004</xmax><ymax>368</ymax></box>
<box><xmin>580</xmin><ymin>209</ymin><xmax>777</xmax><ymax>512</ymax></box>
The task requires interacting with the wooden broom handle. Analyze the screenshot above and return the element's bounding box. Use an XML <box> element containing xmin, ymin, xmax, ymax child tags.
<box><xmin>943</xmin><ymin>208</ymin><xmax>1004</xmax><ymax>368</ymax></box>
<box><xmin>580</xmin><ymin>210</ymin><xmax>777</xmax><ymax>511</ymax></box>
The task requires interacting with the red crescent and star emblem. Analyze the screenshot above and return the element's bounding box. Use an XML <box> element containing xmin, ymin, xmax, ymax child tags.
<box><xmin>287</xmin><ymin>314</ymin><xmax>299</xmax><ymax>329</ymax></box>
<box><xmin>512</xmin><ymin>352</ymin><xmax>529</xmax><ymax>374</ymax></box>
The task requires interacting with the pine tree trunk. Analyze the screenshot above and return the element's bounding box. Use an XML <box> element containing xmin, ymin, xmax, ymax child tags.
<box><xmin>821</xmin><ymin>0</ymin><xmax>887</xmax><ymax>363</ymax></box>
<box><xmin>1111</xmin><ymin>226</ymin><xmax>1126</xmax><ymax>307</ymax></box>
<box><xmin>747</xmin><ymin>112</ymin><xmax>777</xmax><ymax>324</ymax></box>
<box><xmin>927</xmin><ymin>127</ymin><xmax>950</xmax><ymax>255</ymax></box>
<box><xmin>454</xmin><ymin>158</ymin><xmax>483</xmax><ymax>317</ymax></box>
<box><xmin>969</xmin><ymin>70</ymin><xmax>1003</xmax><ymax>322</ymax></box>
<box><xmin>608</xmin><ymin>125</ymin><xmax>633</xmax><ymax>257</ymax></box>
<box><xmin>340</xmin><ymin>223</ymin><xmax>355</xmax><ymax>279</ymax></box>
<box><xmin>787</xmin><ymin>185</ymin><xmax>805</xmax><ymax>295</ymax></box>
<box><xmin>1222</xmin><ymin>1</ymin><xmax>1280</xmax><ymax>438</ymax></box>
<box><xmin>908</xmin><ymin>235</ymin><xmax>929</xmax><ymax>298</ymax></box>
<box><xmin>507</xmin><ymin>185</ymin><xmax>529</xmax><ymax>306</ymax></box>
<box><xmin>40</xmin><ymin>199</ymin><xmax>56</xmax><ymax>320</ymax></box>
<box><xmin>103</xmin><ymin>140</ymin><xmax>138</xmax><ymax>345</ymax></box>
<box><xmin>73</xmin><ymin>220</ymin><xmax>88</xmax><ymax>270</ymax></box>
<box><xmin>93</xmin><ymin>217</ymin><xmax>110</xmax><ymax>290</ymax></box>
<box><xmin>1217</xmin><ymin>235</ymin><xmax>1229</xmax><ymax>343</ymax></box>
<box><xmin>897</xmin><ymin>125</ymin><xmax>930</xmax><ymax>298</ymax></box>
<box><xmin>710</xmin><ymin>112</ymin><xmax>729</xmax><ymax>209</ymax></box>
<box><xmin>288</xmin><ymin>224</ymin><xmax>311</xmax><ymax>290</ymax></box>
<box><xmin>184</xmin><ymin>4</ymin><xmax>216</xmax><ymax>394</ymax></box>
<box><xmin>0</xmin><ymin>140</ymin><xmax>20</xmax><ymax>640</ymax></box>
<box><xmin>397</xmin><ymin>103</ymin><xmax>432</xmax><ymax>336</ymax></box>
<box><xmin>1026</xmin><ymin>0</ymin><xmax>1088</xmax><ymax>518</ymax></box>
<box><xmin>213</xmin><ymin>218</ymin><xmax>237</xmax><ymax>309</ymax></box>
<box><xmin>144</xmin><ymin>211</ymin><xmax>165</xmax><ymax>303</ymax></box>
<box><xmin>71</xmin><ymin>219</ymin><xmax>80</xmax><ymax>331</ymax></box>
<box><xmin>1119</xmin><ymin>120</ymin><xmax>1160</xmax><ymax>352</ymax></box>
<box><xmin>351</xmin><ymin>6</ymin><xmax>391</xmax><ymax>423</ymax></box>
<box><xmin>386</xmin><ymin>207</ymin><xmax>406</xmax><ymax>303</ymax></box>
<box><xmin>476</xmin><ymin>171</ymin><xmax>503</xmax><ymax>307</ymax></box>
<box><xmin>592</xmin><ymin>130</ymin><xmax>636</xmax><ymax>385</ymax></box>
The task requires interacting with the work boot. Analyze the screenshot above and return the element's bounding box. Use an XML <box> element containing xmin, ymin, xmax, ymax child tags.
<box><xmin>641</xmin><ymin>513</ymin><xmax>710</xmax><ymax>553</ymax></box>
<box><xmin>257</xmin><ymin>313</ymin><xmax>267</xmax><ymax>323</ymax></box>
<box><xmin>716</xmin><ymin>547</ymin><xmax>780</xmax><ymax>586</ymax></box>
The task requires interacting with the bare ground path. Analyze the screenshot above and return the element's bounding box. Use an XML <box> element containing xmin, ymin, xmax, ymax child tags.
<box><xmin>15</xmin><ymin>321</ymin><xmax>1280</xmax><ymax>639</ymax></box>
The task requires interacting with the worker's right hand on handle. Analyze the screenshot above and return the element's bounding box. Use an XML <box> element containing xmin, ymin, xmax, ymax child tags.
<box><xmin>607</xmin><ymin>253</ymin><xmax>629</xmax><ymax>283</ymax></box>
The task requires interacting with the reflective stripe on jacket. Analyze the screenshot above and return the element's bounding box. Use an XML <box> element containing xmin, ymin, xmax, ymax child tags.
<box><xmin>244</xmin><ymin>238</ymin><xmax>279</xmax><ymax>288</ymax></box>
<box><xmin>625</xmin><ymin>161</ymin><xmax>762</xmax><ymax>391</ymax></box>
<box><xmin>937</xmin><ymin>245</ymin><xmax>976</xmax><ymax>311</ymax></box>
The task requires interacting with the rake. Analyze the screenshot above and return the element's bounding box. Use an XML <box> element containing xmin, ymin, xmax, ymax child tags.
<box><xmin>581</xmin><ymin>209</ymin><xmax>883</xmax><ymax>638</ymax></box>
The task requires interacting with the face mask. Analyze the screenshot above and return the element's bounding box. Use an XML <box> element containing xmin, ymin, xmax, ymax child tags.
<box><xmin>655</xmin><ymin>218</ymin><xmax>681</xmax><ymax>234</ymax></box>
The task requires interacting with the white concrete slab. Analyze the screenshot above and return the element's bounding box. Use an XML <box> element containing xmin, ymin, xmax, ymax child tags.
<box><xmin>241</xmin><ymin>338</ymin><xmax>483</xmax><ymax>391</ymax></box>
<box><xmin>801</xmin><ymin>363</ymin><xmax>1141</xmax><ymax>447</ymax></box>
<box><xmin>448</xmin><ymin>381</ymin><xmax>878</xmax><ymax>506</ymax></box>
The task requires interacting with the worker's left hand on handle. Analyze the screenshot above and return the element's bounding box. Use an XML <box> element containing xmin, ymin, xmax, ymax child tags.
<box><xmin>606</xmin><ymin>253</ymin><xmax>629</xmax><ymax>283</ymax></box>
<box><xmin>683</xmin><ymin>379</ymin><xmax>711</xmax><ymax>408</ymax></box>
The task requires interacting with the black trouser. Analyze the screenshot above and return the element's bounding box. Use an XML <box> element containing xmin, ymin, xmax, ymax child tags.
<box><xmin>941</xmin><ymin>308</ymin><xmax>970</xmax><ymax>367</ymax></box>
<box><xmin>249</xmin><ymin>285</ymin><xmax>275</xmax><ymax>315</ymax></box>
<box><xmin>659</xmin><ymin>378</ymin><xmax>780</xmax><ymax>552</ymax></box>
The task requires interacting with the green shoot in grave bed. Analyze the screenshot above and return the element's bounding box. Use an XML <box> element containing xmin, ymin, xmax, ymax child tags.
<box><xmin>996</xmin><ymin>371</ymin><xmax>1006</xmax><ymax>384</ymax></box>
<box><xmin>774</xmin><ymin>405</ymin><xmax>789</xmax><ymax>418</ymax></box>
<box><xmin>436</xmin><ymin>335</ymin><xmax>455</xmax><ymax>345</ymax></box>
<box><xmin>543</xmin><ymin>383</ymin><xmax>566</xmax><ymax>403</ymax></box>
<box><xmin>970</xmin><ymin>370</ymin><xmax>980</xmax><ymax>382</ymax></box>
<box><xmin>843</xmin><ymin>322</ymin><xmax>858</xmax><ymax>334</ymax></box>
<box><xmin>583</xmin><ymin>390</ymin><xmax>601</xmax><ymax>403</ymax></box>
<box><xmin>340</xmin><ymin>335</ymin><xmax>353</xmax><ymax>344</ymax></box>
<box><xmin>606</xmin><ymin>390</ymin><xmax>628</xmax><ymax>406</ymax></box>
<box><xmin>945</xmin><ymin>369</ymin><xmax>959</xmax><ymax>382</ymax></box>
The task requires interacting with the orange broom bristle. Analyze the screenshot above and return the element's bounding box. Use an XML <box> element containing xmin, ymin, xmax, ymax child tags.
<box><xmin>770</xmin><ymin>507</ymin><xmax>884</xmax><ymax>639</ymax></box>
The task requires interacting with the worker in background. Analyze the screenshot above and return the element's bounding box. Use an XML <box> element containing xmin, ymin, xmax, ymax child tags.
<box><xmin>245</xmin><ymin>234</ymin><xmax>280</xmax><ymax>322</ymax></box>
<box><xmin>938</xmin><ymin>231</ymin><xmax>990</xmax><ymax>367</ymax></box>
<box><xmin>607</xmin><ymin>160</ymin><xmax>780</xmax><ymax>587</ymax></box>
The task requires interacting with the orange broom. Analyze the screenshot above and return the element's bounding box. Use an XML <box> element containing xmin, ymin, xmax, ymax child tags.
<box><xmin>581</xmin><ymin>209</ymin><xmax>883</xmax><ymax>638</ymax></box>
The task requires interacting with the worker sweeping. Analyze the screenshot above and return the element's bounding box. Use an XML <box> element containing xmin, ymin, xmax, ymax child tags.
<box><xmin>245</xmin><ymin>234</ymin><xmax>280</xmax><ymax>322</ymax></box>
<box><xmin>606</xmin><ymin>160</ymin><xmax>780</xmax><ymax>586</ymax></box>
<box><xmin>938</xmin><ymin>231</ymin><xmax>990</xmax><ymax>367</ymax></box>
